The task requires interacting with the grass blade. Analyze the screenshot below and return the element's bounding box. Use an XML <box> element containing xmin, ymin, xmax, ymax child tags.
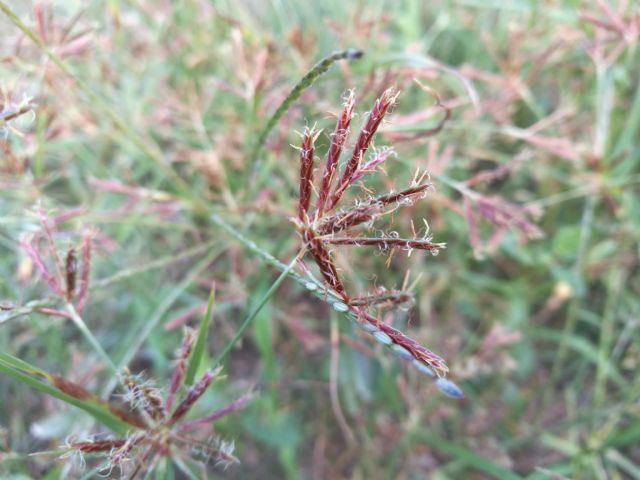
<box><xmin>184</xmin><ymin>286</ymin><xmax>215</xmax><ymax>386</ymax></box>
<box><xmin>417</xmin><ymin>433</ymin><xmax>523</xmax><ymax>480</ymax></box>
<box><xmin>0</xmin><ymin>353</ymin><xmax>130</xmax><ymax>435</ymax></box>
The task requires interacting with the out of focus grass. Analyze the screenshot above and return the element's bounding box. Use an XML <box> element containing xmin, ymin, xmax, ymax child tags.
<box><xmin>1</xmin><ymin>0</ymin><xmax>639</xmax><ymax>478</ymax></box>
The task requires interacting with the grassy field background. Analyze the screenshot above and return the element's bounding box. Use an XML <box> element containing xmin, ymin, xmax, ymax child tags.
<box><xmin>1</xmin><ymin>0</ymin><xmax>639</xmax><ymax>478</ymax></box>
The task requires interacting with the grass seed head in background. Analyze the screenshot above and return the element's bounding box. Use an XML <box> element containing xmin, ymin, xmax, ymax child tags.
<box><xmin>19</xmin><ymin>208</ymin><xmax>93</xmax><ymax>316</ymax></box>
<box><xmin>293</xmin><ymin>88</ymin><xmax>462</xmax><ymax>397</ymax></box>
<box><xmin>58</xmin><ymin>327</ymin><xmax>253</xmax><ymax>476</ymax></box>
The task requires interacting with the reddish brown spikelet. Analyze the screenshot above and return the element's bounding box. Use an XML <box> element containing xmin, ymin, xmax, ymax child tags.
<box><xmin>316</xmin><ymin>91</ymin><xmax>355</xmax><ymax>217</ymax></box>
<box><xmin>317</xmin><ymin>182</ymin><xmax>431</xmax><ymax>235</ymax></box>
<box><xmin>110</xmin><ymin>432</ymin><xmax>145</xmax><ymax>466</ymax></box>
<box><xmin>328</xmin><ymin>88</ymin><xmax>398</xmax><ymax>211</ymax></box>
<box><xmin>65</xmin><ymin>247</ymin><xmax>77</xmax><ymax>302</ymax></box>
<box><xmin>306</xmin><ymin>235</ymin><xmax>347</xmax><ymax>299</ymax></box>
<box><xmin>109</xmin><ymin>406</ymin><xmax>149</xmax><ymax>429</ymax></box>
<box><xmin>141</xmin><ymin>386</ymin><xmax>165</xmax><ymax>421</ymax></box>
<box><xmin>317</xmin><ymin>205</ymin><xmax>377</xmax><ymax>235</ymax></box>
<box><xmin>33</xmin><ymin>2</ymin><xmax>47</xmax><ymax>42</ymax></box>
<box><xmin>170</xmin><ymin>370</ymin><xmax>216</xmax><ymax>423</ymax></box>
<box><xmin>72</xmin><ymin>438</ymin><xmax>126</xmax><ymax>453</ymax></box>
<box><xmin>349</xmin><ymin>290</ymin><xmax>413</xmax><ymax>308</ymax></box>
<box><xmin>325</xmin><ymin>237</ymin><xmax>444</xmax><ymax>253</ymax></box>
<box><xmin>361</xmin><ymin>311</ymin><xmax>448</xmax><ymax>374</ymax></box>
<box><xmin>375</xmin><ymin>182</ymin><xmax>431</xmax><ymax>206</ymax></box>
<box><xmin>166</xmin><ymin>328</ymin><xmax>196</xmax><ymax>411</ymax></box>
<box><xmin>75</xmin><ymin>233</ymin><xmax>92</xmax><ymax>312</ymax></box>
<box><xmin>298</xmin><ymin>128</ymin><xmax>317</xmax><ymax>221</ymax></box>
<box><xmin>120</xmin><ymin>369</ymin><xmax>160</xmax><ymax>424</ymax></box>
<box><xmin>51</xmin><ymin>375</ymin><xmax>92</xmax><ymax>401</ymax></box>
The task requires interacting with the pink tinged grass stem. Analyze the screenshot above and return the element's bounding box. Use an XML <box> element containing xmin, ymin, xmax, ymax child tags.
<box><xmin>52</xmin><ymin>207</ymin><xmax>87</xmax><ymax>226</ymax></box>
<box><xmin>20</xmin><ymin>238</ymin><xmax>64</xmax><ymax>297</ymax></box>
<box><xmin>37</xmin><ymin>307</ymin><xmax>71</xmax><ymax>318</ymax></box>
<box><xmin>348</xmin><ymin>146</ymin><xmax>396</xmax><ymax>183</ymax></box>
<box><xmin>169</xmin><ymin>370</ymin><xmax>216</xmax><ymax>424</ymax></box>
<box><xmin>37</xmin><ymin>208</ymin><xmax>65</xmax><ymax>285</ymax></box>
<box><xmin>316</xmin><ymin>91</ymin><xmax>355</xmax><ymax>217</ymax></box>
<box><xmin>463</xmin><ymin>196</ymin><xmax>481</xmax><ymax>255</ymax></box>
<box><xmin>164</xmin><ymin>302</ymin><xmax>208</xmax><ymax>331</ymax></box>
<box><xmin>177</xmin><ymin>392</ymin><xmax>253</xmax><ymax>432</ymax></box>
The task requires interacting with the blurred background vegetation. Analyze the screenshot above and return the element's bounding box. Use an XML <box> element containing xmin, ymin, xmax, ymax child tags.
<box><xmin>1</xmin><ymin>0</ymin><xmax>639</xmax><ymax>478</ymax></box>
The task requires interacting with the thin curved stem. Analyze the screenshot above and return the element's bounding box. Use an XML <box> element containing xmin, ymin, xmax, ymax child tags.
<box><xmin>65</xmin><ymin>303</ymin><xmax>117</xmax><ymax>374</ymax></box>
<box><xmin>248</xmin><ymin>48</ymin><xmax>363</xmax><ymax>162</ymax></box>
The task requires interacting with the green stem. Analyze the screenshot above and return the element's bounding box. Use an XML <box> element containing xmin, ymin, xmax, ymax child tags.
<box><xmin>213</xmin><ymin>253</ymin><xmax>301</xmax><ymax>366</ymax></box>
<box><xmin>66</xmin><ymin>303</ymin><xmax>117</xmax><ymax>374</ymax></box>
<box><xmin>0</xmin><ymin>353</ymin><xmax>129</xmax><ymax>435</ymax></box>
<box><xmin>535</xmin><ymin>194</ymin><xmax>596</xmax><ymax>426</ymax></box>
<box><xmin>248</xmin><ymin>48</ymin><xmax>363</xmax><ymax>162</ymax></box>
<box><xmin>210</xmin><ymin>214</ymin><xmax>318</xmax><ymax>291</ymax></box>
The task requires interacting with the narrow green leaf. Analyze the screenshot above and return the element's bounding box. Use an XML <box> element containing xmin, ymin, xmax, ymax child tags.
<box><xmin>417</xmin><ymin>433</ymin><xmax>523</xmax><ymax>480</ymax></box>
<box><xmin>0</xmin><ymin>354</ymin><xmax>130</xmax><ymax>435</ymax></box>
<box><xmin>606</xmin><ymin>449</ymin><xmax>640</xmax><ymax>479</ymax></box>
<box><xmin>102</xmin><ymin>245</ymin><xmax>225</xmax><ymax>397</ymax></box>
<box><xmin>185</xmin><ymin>286</ymin><xmax>215</xmax><ymax>386</ymax></box>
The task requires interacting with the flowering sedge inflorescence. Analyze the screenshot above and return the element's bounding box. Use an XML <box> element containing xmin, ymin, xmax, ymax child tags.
<box><xmin>293</xmin><ymin>88</ymin><xmax>462</xmax><ymax>398</ymax></box>
<box><xmin>60</xmin><ymin>328</ymin><xmax>253</xmax><ymax>475</ymax></box>
<box><xmin>0</xmin><ymin>91</ymin><xmax>36</xmax><ymax>138</ymax></box>
<box><xmin>19</xmin><ymin>207</ymin><xmax>92</xmax><ymax>315</ymax></box>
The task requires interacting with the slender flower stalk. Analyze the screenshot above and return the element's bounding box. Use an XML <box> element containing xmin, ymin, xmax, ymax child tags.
<box><xmin>20</xmin><ymin>237</ymin><xmax>64</xmax><ymax>297</ymax></box>
<box><xmin>250</xmin><ymin>48</ymin><xmax>363</xmax><ymax>162</ymax></box>
<box><xmin>177</xmin><ymin>392</ymin><xmax>254</xmax><ymax>432</ymax></box>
